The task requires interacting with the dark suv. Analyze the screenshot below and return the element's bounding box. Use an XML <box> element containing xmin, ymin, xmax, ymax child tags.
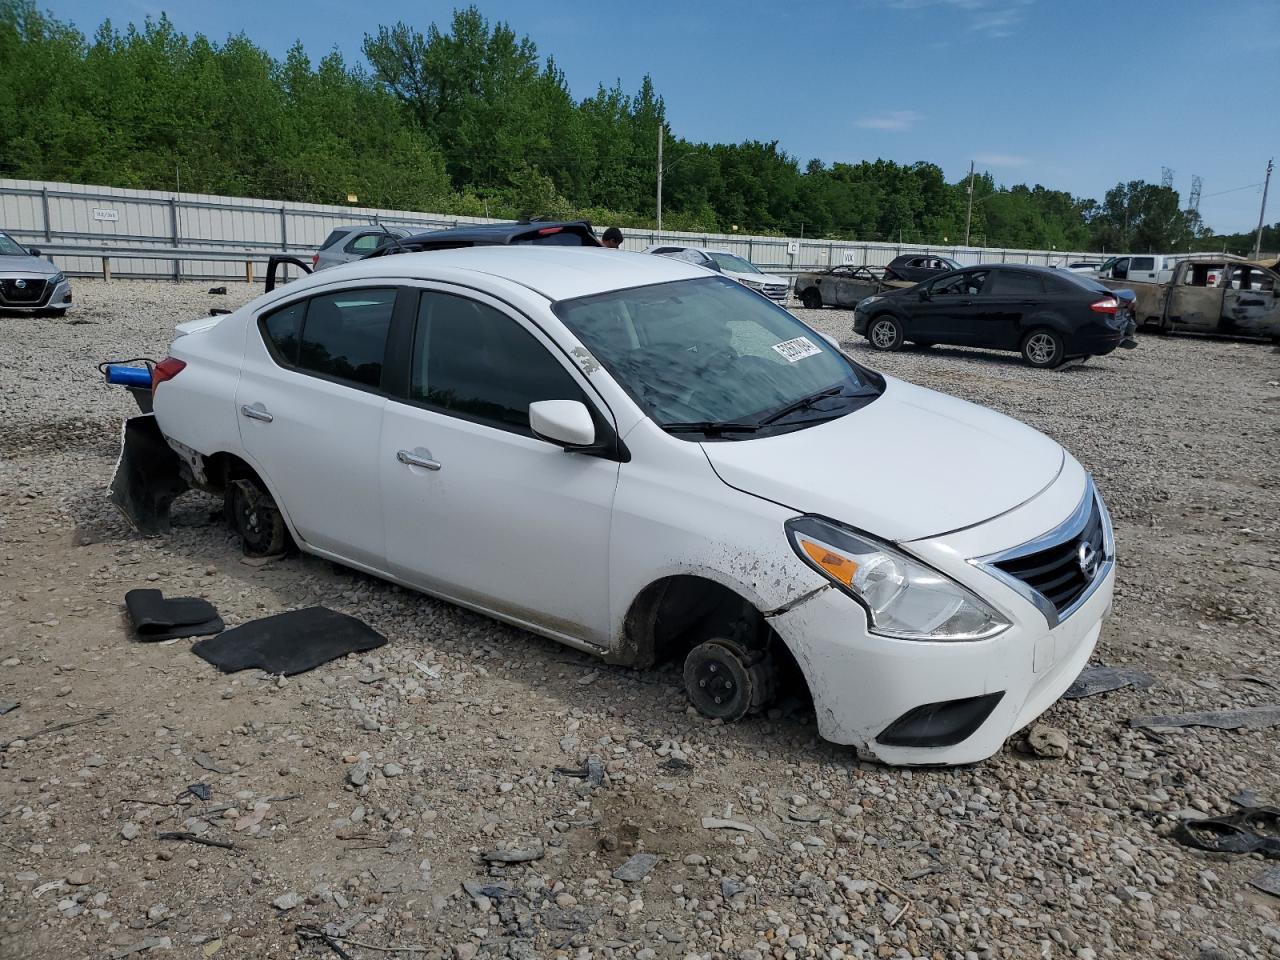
<box><xmin>883</xmin><ymin>254</ymin><xmax>962</xmax><ymax>283</ymax></box>
<box><xmin>853</xmin><ymin>264</ymin><xmax>1138</xmax><ymax>368</ymax></box>
<box><xmin>371</xmin><ymin>220</ymin><xmax>602</xmax><ymax>255</ymax></box>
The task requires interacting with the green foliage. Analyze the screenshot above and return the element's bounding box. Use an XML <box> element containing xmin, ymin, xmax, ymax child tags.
<box><xmin>0</xmin><ymin>1</ymin><xmax>1215</xmax><ymax>251</ymax></box>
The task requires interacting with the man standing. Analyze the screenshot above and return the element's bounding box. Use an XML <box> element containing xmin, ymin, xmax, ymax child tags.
<box><xmin>602</xmin><ymin>226</ymin><xmax>624</xmax><ymax>249</ymax></box>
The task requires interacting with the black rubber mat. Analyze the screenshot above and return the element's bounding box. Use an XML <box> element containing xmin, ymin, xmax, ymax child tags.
<box><xmin>191</xmin><ymin>607</ymin><xmax>387</xmax><ymax>676</ymax></box>
<box><xmin>125</xmin><ymin>588</ymin><xmax>224</xmax><ymax>642</ymax></box>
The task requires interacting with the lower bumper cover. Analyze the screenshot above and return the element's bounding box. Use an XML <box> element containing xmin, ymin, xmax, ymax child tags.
<box><xmin>769</xmin><ymin>565</ymin><xmax>1113</xmax><ymax>765</ymax></box>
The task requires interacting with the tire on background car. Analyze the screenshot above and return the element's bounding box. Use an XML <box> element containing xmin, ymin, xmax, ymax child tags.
<box><xmin>800</xmin><ymin>288</ymin><xmax>823</xmax><ymax>310</ymax></box>
<box><xmin>867</xmin><ymin>315</ymin><xmax>905</xmax><ymax>351</ymax></box>
<box><xmin>1021</xmin><ymin>328</ymin><xmax>1065</xmax><ymax>368</ymax></box>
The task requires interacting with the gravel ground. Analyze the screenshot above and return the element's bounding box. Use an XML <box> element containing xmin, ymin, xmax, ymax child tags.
<box><xmin>1</xmin><ymin>279</ymin><xmax>1279</xmax><ymax>960</ymax></box>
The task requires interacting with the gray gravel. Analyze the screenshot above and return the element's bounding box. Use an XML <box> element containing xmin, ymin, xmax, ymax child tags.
<box><xmin>0</xmin><ymin>280</ymin><xmax>1278</xmax><ymax>959</ymax></box>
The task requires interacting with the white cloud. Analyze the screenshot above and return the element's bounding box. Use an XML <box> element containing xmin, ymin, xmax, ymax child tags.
<box><xmin>974</xmin><ymin>152</ymin><xmax>1029</xmax><ymax>167</ymax></box>
<box><xmin>880</xmin><ymin>0</ymin><xmax>1033</xmax><ymax>38</ymax></box>
<box><xmin>856</xmin><ymin>110</ymin><xmax>920</xmax><ymax>131</ymax></box>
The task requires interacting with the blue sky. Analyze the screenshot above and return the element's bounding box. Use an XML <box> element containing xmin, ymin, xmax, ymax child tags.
<box><xmin>53</xmin><ymin>0</ymin><xmax>1280</xmax><ymax>233</ymax></box>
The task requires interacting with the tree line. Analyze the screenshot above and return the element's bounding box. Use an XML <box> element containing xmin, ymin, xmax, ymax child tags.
<box><xmin>1</xmin><ymin>1</ymin><xmax>1271</xmax><ymax>253</ymax></box>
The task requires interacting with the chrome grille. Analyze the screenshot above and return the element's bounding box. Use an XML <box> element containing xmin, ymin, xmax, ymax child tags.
<box><xmin>993</xmin><ymin>499</ymin><xmax>1103</xmax><ymax>613</ymax></box>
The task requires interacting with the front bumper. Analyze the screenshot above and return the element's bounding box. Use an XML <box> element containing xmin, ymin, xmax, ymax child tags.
<box><xmin>0</xmin><ymin>275</ymin><xmax>73</xmax><ymax>313</ymax></box>
<box><xmin>769</xmin><ymin>470</ymin><xmax>1115</xmax><ymax>765</ymax></box>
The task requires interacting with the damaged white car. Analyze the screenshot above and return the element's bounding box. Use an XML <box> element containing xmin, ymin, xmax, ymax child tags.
<box><xmin>110</xmin><ymin>247</ymin><xmax>1114</xmax><ymax>765</ymax></box>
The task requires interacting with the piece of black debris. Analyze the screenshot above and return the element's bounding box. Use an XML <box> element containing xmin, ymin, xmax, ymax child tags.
<box><xmin>612</xmin><ymin>853</ymin><xmax>660</xmax><ymax>882</ymax></box>
<box><xmin>185</xmin><ymin>783</ymin><xmax>212</xmax><ymax>801</ymax></box>
<box><xmin>659</xmin><ymin>756</ymin><xmax>693</xmax><ymax>773</ymax></box>
<box><xmin>0</xmin><ymin>700</ymin><xmax>18</xmax><ymax>716</ymax></box>
<box><xmin>1130</xmin><ymin>704</ymin><xmax>1280</xmax><ymax>732</ymax></box>
<box><xmin>156</xmin><ymin>831</ymin><xmax>237</xmax><ymax>850</ymax></box>
<box><xmin>1226</xmin><ymin>674</ymin><xmax>1278</xmax><ymax>689</ymax></box>
<box><xmin>1063</xmin><ymin>664</ymin><xmax>1155</xmax><ymax>699</ymax></box>
<box><xmin>208</xmin><ymin>285</ymin><xmax>227</xmax><ymax>295</ymax></box>
<box><xmin>1251</xmin><ymin>865</ymin><xmax>1280</xmax><ymax>898</ymax></box>
<box><xmin>1171</xmin><ymin>806</ymin><xmax>1280</xmax><ymax>859</ymax></box>
<box><xmin>125</xmin><ymin>589</ymin><xmax>224</xmax><ymax>642</ymax></box>
<box><xmin>191</xmin><ymin>606</ymin><xmax>387</xmax><ymax>676</ymax></box>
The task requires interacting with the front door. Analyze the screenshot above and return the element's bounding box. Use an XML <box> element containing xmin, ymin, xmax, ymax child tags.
<box><xmin>379</xmin><ymin>287</ymin><xmax>619</xmax><ymax>646</ymax></box>
<box><xmin>1167</xmin><ymin>267</ymin><xmax>1225</xmax><ymax>331</ymax></box>
<box><xmin>235</xmin><ymin>285</ymin><xmax>398</xmax><ymax>568</ymax></box>
<box><xmin>911</xmin><ymin>270</ymin><xmax>990</xmax><ymax>344</ymax></box>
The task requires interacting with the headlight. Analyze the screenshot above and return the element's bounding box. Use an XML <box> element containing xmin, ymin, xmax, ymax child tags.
<box><xmin>786</xmin><ymin>516</ymin><xmax>1009</xmax><ymax>641</ymax></box>
<box><xmin>51</xmin><ymin>271</ymin><xmax>65</xmax><ymax>285</ymax></box>
<box><xmin>858</xmin><ymin>295</ymin><xmax>883</xmax><ymax>309</ymax></box>
<box><xmin>740</xmin><ymin>278</ymin><xmax>763</xmax><ymax>290</ymax></box>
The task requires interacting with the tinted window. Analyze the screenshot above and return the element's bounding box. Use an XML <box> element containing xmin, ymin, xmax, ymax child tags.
<box><xmin>986</xmin><ymin>271</ymin><xmax>1045</xmax><ymax>295</ymax></box>
<box><xmin>295</xmin><ymin>289</ymin><xmax>396</xmax><ymax>388</ymax></box>
<box><xmin>261</xmin><ymin>300</ymin><xmax>306</xmax><ymax>364</ymax></box>
<box><xmin>512</xmin><ymin>229</ymin><xmax>594</xmax><ymax>246</ymax></box>
<box><xmin>319</xmin><ymin>230</ymin><xmax>347</xmax><ymax>251</ymax></box>
<box><xmin>1130</xmin><ymin>256</ymin><xmax>1155</xmax><ymax>271</ymax></box>
<box><xmin>347</xmin><ymin>233</ymin><xmax>388</xmax><ymax>254</ymax></box>
<box><xmin>1054</xmin><ymin>271</ymin><xmax>1113</xmax><ymax>295</ymax></box>
<box><xmin>411</xmin><ymin>292</ymin><xmax>584</xmax><ymax>434</ymax></box>
<box><xmin>932</xmin><ymin>271</ymin><xmax>988</xmax><ymax>296</ymax></box>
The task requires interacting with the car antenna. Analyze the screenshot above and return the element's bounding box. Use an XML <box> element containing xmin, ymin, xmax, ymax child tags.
<box><xmin>374</xmin><ymin>221</ymin><xmax>409</xmax><ymax>257</ymax></box>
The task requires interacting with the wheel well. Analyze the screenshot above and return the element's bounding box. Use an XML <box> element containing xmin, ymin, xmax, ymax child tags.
<box><xmin>199</xmin><ymin>452</ymin><xmax>266</xmax><ymax>498</ymax></box>
<box><xmin>613</xmin><ymin>576</ymin><xmax>771</xmax><ymax>668</ymax></box>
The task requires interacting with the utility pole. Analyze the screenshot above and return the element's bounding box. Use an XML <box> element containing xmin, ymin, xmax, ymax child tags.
<box><xmin>1254</xmin><ymin>157</ymin><xmax>1273</xmax><ymax>259</ymax></box>
<box><xmin>963</xmin><ymin>161</ymin><xmax>975</xmax><ymax>246</ymax></box>
<box><xmin>656</xmin><ymin>126</ymin><xmax>664</xmax><ymax>238</ymax></box>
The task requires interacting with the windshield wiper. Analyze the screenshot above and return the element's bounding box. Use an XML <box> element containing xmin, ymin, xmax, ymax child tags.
<box><xmin>757</xmin><ymin>385</ymin><xmax>850</xmax><ymax>426</ymax></box>
<box><xmin>662</xmin><ymin>420</ymin><xmax>762</xmax><ymax>436</ymax></box>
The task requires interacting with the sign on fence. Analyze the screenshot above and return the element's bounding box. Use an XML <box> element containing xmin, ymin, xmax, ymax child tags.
<box><xmin>93</xmin><ymin>208</ymin><xmax>119</xmax><ymax>222</ymax></box>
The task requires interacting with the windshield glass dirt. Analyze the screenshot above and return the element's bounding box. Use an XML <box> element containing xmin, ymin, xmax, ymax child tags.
<box><xmin>555</xmin><ymin>276</ymin><xmax>879</xmax><ymax>431</ymax></box>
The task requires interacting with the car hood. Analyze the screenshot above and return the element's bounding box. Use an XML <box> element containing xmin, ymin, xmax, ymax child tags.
<box><xmin>0</xmin><ymin>255</ymin><xmax>56</xmax><ymax>276</ymax></box>
<box><xmin>727</xmin><ymin>270</ymin><xmax>788</xmax><ymax>287</ymax></box>
<box><xmin>701</xmin><ymin>377</ymin><xmax>1065</xmax><ymax>543</ymax></box>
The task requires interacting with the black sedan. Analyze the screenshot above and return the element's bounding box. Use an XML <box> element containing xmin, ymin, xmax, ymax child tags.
<box><xmin>882</xmin><ymin>254</ymin><xmax>962</xmax><ymax>283</ymax></box>
<box><xmin>852</xmin><ymin>264</ymin><xmax>1138</xmax><ymax>368</ymax></box>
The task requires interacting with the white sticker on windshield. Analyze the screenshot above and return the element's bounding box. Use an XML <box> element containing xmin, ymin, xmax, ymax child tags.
<box><xmin>771</xmin><ymin>336</ymin><xmax>822</xmax><ymax>363</ymax></box>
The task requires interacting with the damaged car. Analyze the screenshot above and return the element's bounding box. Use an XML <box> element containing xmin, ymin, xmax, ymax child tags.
<box><xmin>108</xmin><ymin>247</ymin><xmax>1115</xmax><ymax>765</ymax></box>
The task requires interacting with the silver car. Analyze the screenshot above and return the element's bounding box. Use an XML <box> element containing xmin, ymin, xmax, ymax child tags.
<box><xmin>0</xmin><ymin>231</ymin><xmax>72</xmax><ymax>315</ymax></box>
<box><xmin>313</xmin><ymin>225</ymin><xmax>414</xmax><ymax>271</ymax></box>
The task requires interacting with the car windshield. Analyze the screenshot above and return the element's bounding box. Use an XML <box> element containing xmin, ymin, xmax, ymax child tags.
<box><xmin>554</xmin><ymin>276</ymin><xmax>881</xmax><ymax>437</ymax></box>
<box><xmin>0</xmin><ymin>233</ymin><xmax>28</xmax><ymax>256</ymax></box>
<box><xmin>707</xmin><ymin>252</ymin><xmax>762</xmax><ymax>274</ymax></box>
<box><xmin>941</xmin><ymin>258</ymin><xmax>962</xmax><ymax>270</ymax></box>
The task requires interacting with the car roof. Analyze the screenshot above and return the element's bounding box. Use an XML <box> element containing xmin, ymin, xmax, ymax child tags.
<box><xmin>391</xmin><ymin>220</ymin><xmax>600</xmax><ymax>252</ymax></box>
<box><xmin>283</xmin><ymin>246</ymin><xmax>709</xmax><ymax>303</ymax></box>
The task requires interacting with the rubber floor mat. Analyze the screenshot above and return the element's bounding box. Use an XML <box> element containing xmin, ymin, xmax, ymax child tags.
<box><xmin>191</xmin><ymin>607</ymin><xmax>387</xmax><ymax>676</ymax></box>
<box><xmin>125</xmin><ymin>588</ymin><xmax>224</xmax><ymax>642</ymax></box>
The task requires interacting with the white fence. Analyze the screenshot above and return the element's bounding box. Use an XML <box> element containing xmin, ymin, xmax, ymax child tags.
<box><xmin>1</xmin><ymin>177</ymin><xmax>1103</xmax><ymax>281</ymax></box>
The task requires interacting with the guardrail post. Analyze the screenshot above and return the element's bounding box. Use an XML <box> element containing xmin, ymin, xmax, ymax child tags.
<box><xmin>245</xmin><ymin>260</ymin><xmax>254</xmax><ymax>284</ymax></box>
<box><xmin>169</xmin><ymin>198</ymin><xmax>181</xmax><ymax>281</ymax></box>
<box><xmin>102</xmin><ymin>257</ymin><xmax>111</xmax><ymax>282</ymax></box>
<box><xmin>41</xmin><ymin>187</ymin><xmax>52</xmax><ymax>242</ymax></box>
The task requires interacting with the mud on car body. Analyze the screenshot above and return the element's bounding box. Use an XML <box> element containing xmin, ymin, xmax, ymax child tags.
<box><xmin>108</xmin><ymin>247</ymin><xmax>1115</xmax><ymax>765</ymax></box>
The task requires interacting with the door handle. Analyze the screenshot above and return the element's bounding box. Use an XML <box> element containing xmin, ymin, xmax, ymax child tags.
<box><xmin>397</xmin><ymin>449</ymin><xmax>442</xmax><ymax>471</ymax></box>
<box><xmin>240</xmin><ymin>403</ymin><xmax>273</xmax><ymax>423</ymax></box>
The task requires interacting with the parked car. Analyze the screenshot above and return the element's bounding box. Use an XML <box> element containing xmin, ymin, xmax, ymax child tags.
<box><xmin>1093</xmin><ymin>252</ymin><xmax>1246</xmax><ymax>285</ymax></box>
<box><xmin>642</xmin><ymin>245</ymin><xmax>790</xmax><ymax>301</ymax></box>
<box><xmin>1058</xmin><ymin>260</ymin><xmax>1103</xmax><ymax>273</ymax></box>
<box><xmin>267</xmin><ymin>219</ymin><xmax>603</xmax><ymax>291</ymax></box>
<box><xmin>0</xmin><ymin>230</ymin><xmax>72</xmax><ymax>316</ymax></box>
<box><xmin>793</xmin><ymin>264</ymin><xmax>913</xmax><ymax>310</ymax></box>
<box><xmin>109</xmin><ymin>247</ymin><xmax>1115</xmax><ymax>766</ymax></box>
<box><xmin>882</xmin><ymin>254</ymin><xmax>962</xmax><ymax>283</ymax></box>
<box><xmin>1096</xmin><ymin>257</ymin><xmax>1280</xmax><ymax>339</ymax></box>
<box><xmin>853</xmin><ymin>264</ymin><xmax>1138</xmax><ymax>367</ymax></box>
<box><xmin>313</xmin><ymin>225</ymin><xmax>414</xmax><ymax>271</ymax></box>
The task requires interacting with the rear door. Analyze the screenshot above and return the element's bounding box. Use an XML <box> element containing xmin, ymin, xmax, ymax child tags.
<box><xmin>911</xmin><ymin>270</ymin><xmax>990</xmax><ymax>344</ymax></box>
<box><xmin>378</xmin><ymin>286</ymin><xmax>619</xmax><ymax>645</ymax></box>
<box><xmin>1127</xmin><ymin>256</ymin><xmax>1158</xmax><ymax>283</ymax></box>
<box><xmin>1223</xmin><ymin>266</ymin><xmax>1280</xmax><ymax>336</ymax></box>
<box><xmin>235</xmin><ymin>284</ymin><xmax>399</xmax><ymax>568</ymax></box>
<box><xmin>978</xmin><ymin>269</ymin><xmax>1046</xmax><ymax>349</ymax></box>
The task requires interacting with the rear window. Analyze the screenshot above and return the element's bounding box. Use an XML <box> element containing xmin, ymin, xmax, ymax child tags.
<box><xmin>512</xmin><ymin>228</ymin><xmax>596</xmax><ymax>246</ymax></box>
<box><xmin>986</xmin><ymin>271</ymin><xmax>1045</xmax><ymax>295</ymax></box>
<box><xmin>319</xmin><ymin>230</ymin><xmax>348</xmax><ymax>251</ymax></box>
<box><xmin>1053</xmin><ymin>271</ymin><xmax>1113</xmax><ymax>295</ymax></box>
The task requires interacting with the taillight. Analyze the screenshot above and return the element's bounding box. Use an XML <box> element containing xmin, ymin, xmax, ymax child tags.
<box><xmin>536</xmin><ymin>226</ymin><xmax>564</xmax><ymax>236</ymax></box>
<box><xmin>151</xmin><ymin>357</ymin><xmax>186</xmax><ymax>390</ymax></box>
<box><xmin>311</xmin><ymin>253</ymin><xmax>319</xmax><ymax>268</ymax></box>
<box><xmin>1090</xmin><ymin>297</ymin><xmax>1119</xmax><ymax>314</ymax></box>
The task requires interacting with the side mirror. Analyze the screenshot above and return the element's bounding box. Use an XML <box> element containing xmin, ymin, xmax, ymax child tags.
<box><xmin>917</xmin><ymin>287</ymin><xmax>931</xmax><ymax>301</ymax></box>
<box><xmin>530</xmin><ymin>400</ymin><xmax>595</xmax><ymax>448</ymax></box>
<box><xmin>27</xmin><ymin>247</ymin><xmax>42</xmax><ymax>257</ymax></box>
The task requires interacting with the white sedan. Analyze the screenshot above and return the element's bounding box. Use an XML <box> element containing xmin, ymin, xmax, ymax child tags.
<box><xmin>115</xmin><ymin>247</ymin><xmax>1114</xmax><ymax>765</ymax></box>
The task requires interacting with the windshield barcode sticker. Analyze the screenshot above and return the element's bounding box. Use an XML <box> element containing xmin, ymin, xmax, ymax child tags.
<box><xmin>771</xmin><ymin>336</ymin><xmax>822</xmax><ymax>363</ymax></box>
